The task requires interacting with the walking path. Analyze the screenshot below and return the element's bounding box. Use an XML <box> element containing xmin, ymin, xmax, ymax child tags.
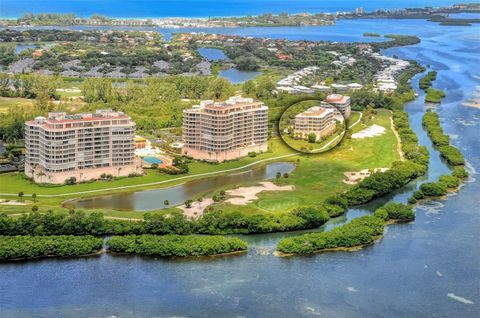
<box><xmin>0</xmin><ymin>153</ymin><xmax>300</xmax><ymax>197</ymax></box>
<box><xmin>389</xmin><ymin>112</ymin><xmax>405</xmax><ymax>161</ymax></box>
<box><xmin>0</xmin><ymin>112</ymin><xmax>363</xmax><ymax>198</ymax></box>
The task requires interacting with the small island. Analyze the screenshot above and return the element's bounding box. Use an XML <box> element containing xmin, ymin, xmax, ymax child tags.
<box><xmin>107</xmin><ymin>234</ymin><xmax>248</xmax><ymax>257</ymax></box>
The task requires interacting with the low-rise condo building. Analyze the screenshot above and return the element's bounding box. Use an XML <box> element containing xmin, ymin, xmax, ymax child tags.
<box><xmin>325</xmin><ymin>94</ymin><xmax>351</xmax><ymax>118</ymax></box>
<box><xmin>182</xmin><ymin>96</ymin><xmax>268</xmax><ymax>162</ymax></box>
<box><xmin>25</xmin><ymin>109</ymin><xmax>141</xmax><ymax>184</ymax></box>
<box><xmin>294</xmin><ymin>106</ymin><xmax>336</xmax><ymax>140</ymax></box>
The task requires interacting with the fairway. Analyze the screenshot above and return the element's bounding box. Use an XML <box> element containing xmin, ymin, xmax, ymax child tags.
<box><xmin>224</xmin><ymin>108</ymin><xmax>400</xmax><ymax>214</ymax></box>
<box><xmin>256</xmin><ymin>195</ymin><xmax>303</xmax><ymax>211</ymax></box>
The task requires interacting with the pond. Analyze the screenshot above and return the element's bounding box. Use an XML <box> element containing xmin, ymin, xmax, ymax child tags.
<box><xmin>15</xmin><ymin>44</ymin><xmax>37</xmax><ymax>54</ymax></box>
<box><xmin>197</xmin><ymin>47</ymin><xmax>228</xmax><ymax>61</ymax></box>
<box><xmin>218</xmin><ymin>67</ymin><xmax>262</xmax><ymax>84</ymax></box>
<box><xmin>65</xmin><ymin>162</ymin><xmax>296</xmax><ymax>211</ymax></box>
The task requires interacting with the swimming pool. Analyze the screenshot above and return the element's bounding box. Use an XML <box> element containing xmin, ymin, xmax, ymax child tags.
<box><xmin>143</xmin><ymin>156</ymin><xmax>163</xmax><ymax>164</ymax></box>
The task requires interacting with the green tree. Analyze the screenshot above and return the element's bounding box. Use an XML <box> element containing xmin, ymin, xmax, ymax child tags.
<box><xmin>184</xmin><ymin>199</ymin><xmax>193</xmax><ymax>208</ymax></box>
<box><xmin>164</xmin><ymin>200</ymin><xmax>170</xmax><ymax>206</ymax></box>
<box><xmin>32</xmin><ymin>193</ymin><xmax>37</xmax><ymax>203</ymax></box>
<box><xmin>276</xmin><ymin>172</ymin><xmax>282</xmax><ymax>182</ymax></box>
<box><xmin>308</xmin><ymin>133</ymin><xmax>317</xmax><ymax>143</ymax></box>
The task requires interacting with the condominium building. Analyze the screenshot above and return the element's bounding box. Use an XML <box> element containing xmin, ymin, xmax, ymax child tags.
<box><xmin>25</xmin><ymin>109</ymin><xmax>141</xmax><ymax>184</ymax></box>
<box><xmin>182</xmin><ymin>96</ymin><xmax>268</xmax><ymax>162</ymax></box>
<box><xmin>325</xmin><ymin>94</ymin><xmax>351</xmax><ymax>118</ymax></box>
<box><xmin>294</xmin><ymin>106</ymin><xmax>336</xmax><ymax>140</ymax></box>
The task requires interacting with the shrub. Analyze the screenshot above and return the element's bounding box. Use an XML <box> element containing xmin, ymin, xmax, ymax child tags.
<box><xmin>419</xmin><ymin>71</ymin><xmax>437</xmax><ymax>90</ymax></box>
<box><xmin>0</xmin><ymin>235</ymin><xmax>103</xmax><ymax>261</ymax></box>
<box><xmin>65</xmin><ymin>177</ymin><xmax>77</xmax><ymax>185</ymax></box>
<box><xmin>438</xmin><ymin>146</ymin><xmax>465</xmax><ymax>166</ymax></box>
<box><xmin>293</xmin><ymin>206</ymin><xmax>330</xmax><ymax>228</ymax></box>
<box><xmin>420</xmin><ymin>182</ymin><xmax>448</xmax><ymax>197</ymax></box>
<box><xmin>439</xmin><ymin>175</ymin><xmax>460</xmax><ymax>189</ymax></box>
<box><xmin>412</xmin><ymin>190</ymin><xmax>425</xmax><ymax>200</ymax></box>
<box><xmin>322</xmin><ymin>203</ymin><xmax>346</xmax><ymax>218</ymax></box>
<box><xmin>276</xmin><ymin>215</ymin><xmax>384</xmax><ymax>254</ymax></box>
<box><xmin>425</xmin><ymin>88</ymin><xmax>446</xmax><ymax>103</ymax></box>
<box><xmin>452</xmin><ymin>166</ymin><xmax>469</xmax><ymax>179</ymax></box>
<box><xmin>377</xmin><ymin>202</ymin><xmax>415</xmax><ymax>221</ymax></box>
<box><xmin>107</xmin><ymin>234</ymin><xmax>248</xmax><ymax>257</ymax></box>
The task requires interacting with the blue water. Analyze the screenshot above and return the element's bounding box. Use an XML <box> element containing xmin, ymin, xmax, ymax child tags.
<box><xmin>142</xmin><ymin>156</ymin><xmax>163</xmax><ymax>164</ymax></box>
<box><xmin>0</xmin><ymin>0</ymin><xmax>473</xmax><ymax>19</ymax></box>
<box><xmin>449</xmin><ymin>13</ymin><xmax>480</xmax><ymax>19</ymax></box>
<box><xmin>15</xmin><ymin>44</ymin><xmax>37</xmax><ymax>54</ymax></box>
<box><xmin>218</xmin><ymin>67</ymin><xmax>262</xmax><ymax>84</ymax></box>
<box><xmin>1</xmin><ymin>13</ymin><xmax>480</xmax><ymax>318</ymax></box>
<box><xmin>197</xmin><ymin>47</ymin><xmax>228</xmax><ymax>61</ymax></box>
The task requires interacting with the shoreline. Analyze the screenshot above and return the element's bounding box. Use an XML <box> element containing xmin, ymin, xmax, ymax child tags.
<box><xmin>107</xmin><ymin>248</ymin><xmax>248</xmax><ymax>259</ymax></box>
<box><xmin>274</xmin><ymin>219</ymin><xmax>415</xmax><ymax>257</ymax></box>
<box><xmin>1</xmin><ymin>249</ymin><xmax>104</xmax><ymax>262</ymax></box>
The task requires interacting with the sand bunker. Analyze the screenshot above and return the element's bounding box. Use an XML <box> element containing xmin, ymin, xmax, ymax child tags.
<box><xmin>344</xmin><ymin>168</ymin><xmax>389</xmax><ymax>184</ymax></box>
<box><xmin>225</xmin><ymin>181</ymin><xmax>294</xmax><ymax>205</ymax></box>
<box><xmin>352</xmin><ymin>124</ymin><xmax>386</xmax><ymax>139</ymax></box>
<box><xmin>179</xmin><ymin>198</ymin><xmax>214</xmax><ymax>219</ymax></box>
<box><xmin>0</xmin><ymin>199</ymin><xmax>27</xmax><ymax>206</ymax></box>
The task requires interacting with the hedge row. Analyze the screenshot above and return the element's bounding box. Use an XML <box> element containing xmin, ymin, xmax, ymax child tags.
<box><xmin>106</xmin><ymin>234</ymin><xmax>247</xmax><ymax>257</ymax></box>
<box><xmin>277</xmin><ymin>203</ymin><xmax>414</xmax><ymax>254</ymax></box>
<box><xmin>419</xmin><ymin>71</ymin><xmax>437</xmax><ymax>90</ymax></box>
<box><xmin>425</xmin><ymin>88</ymin><xmax>446</xmax><ymax>103</ymax></box>
<box><xmin>422</xmin><ymin>110</ymin><xmax>466</xmax><ymax>166</ymax></box>
<box><xmin>0</xmin><ymin>235</ymin><xmax>102</xmax><ymax>261</ymax></box>
<box><xmin>0</xmin><ymin>206</ymin><xmax>333</xmax><ymax>236</ymax></box>
<box><xmin>408</xmin><ymin>111</ymin><xmax>468</xmax><ymax>203</ymax></box>
<box><xmin>328</xmin><ymin>110</ymin><xmax>429</xmax><ymax>209</ymax></box>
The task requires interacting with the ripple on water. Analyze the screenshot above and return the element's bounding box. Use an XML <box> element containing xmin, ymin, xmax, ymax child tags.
<box><xmin>417</xmin><ymin>201</ymin><xmax>445</xmax><ymax>215</ymax></box>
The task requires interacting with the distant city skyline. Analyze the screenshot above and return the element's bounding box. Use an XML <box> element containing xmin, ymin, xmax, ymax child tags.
<box><xmin>0</xmin><ymin>0</ymin><xmax>470</xmax><ymax>19</ymax></box>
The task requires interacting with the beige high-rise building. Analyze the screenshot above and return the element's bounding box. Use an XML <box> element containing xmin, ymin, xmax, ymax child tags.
<box><xmin>25</xmin><ymin>109</ymin><xmax>141</xmax><ymax>184</ymax></box>
<box><xmin>182</xmin><ymin>96</ymin><xmax>268</xmax><ymax>162</ymax></box>
<box><xmin>294</xmin><ymin>106</ymin><xmax>336</xmax><ymax>140</ymax></box>
<box><xmin>325</xmin><ymin>94</ymin><xmax>351</xmax><ymax>118</ymax></box>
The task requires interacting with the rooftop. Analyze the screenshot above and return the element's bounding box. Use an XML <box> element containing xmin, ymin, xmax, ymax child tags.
<box><xmin>296</xmin><ymin>106</ymin><xmax>334</xmax><ymax>119</ymax></box>
<box><xmin>28</xmin><ymin>109</ymin><xmax>130</xmax><ymax>125</ymax></box>
<box><xmin>326</xmin><ymin>94</ymin><xmax>350</xmax><ymax>104</ymax></box>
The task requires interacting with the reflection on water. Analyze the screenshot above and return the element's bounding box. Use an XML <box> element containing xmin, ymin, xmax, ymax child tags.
<box><xmin>66</xmin><ymin>162</ymin><xmax>295</xmax><ymax>211</ymax></box>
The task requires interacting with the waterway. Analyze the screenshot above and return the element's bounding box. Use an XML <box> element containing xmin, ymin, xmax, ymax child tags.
<box><xmin>0</xmin><ymin>18</ymin><xmax>479</xmax><ymax>318</ymax></box>
<box><xmin>66</xmin><ymin>162</ymin><xmax>295</xmax><ymax>211</ymax></box>
<box><xmin>0</xmin><ymin>0</ymin><xmax>469</xmax><ymax>19</ymax></box>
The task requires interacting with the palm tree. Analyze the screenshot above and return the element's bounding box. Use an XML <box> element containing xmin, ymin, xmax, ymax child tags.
<box><xmin>32</xmin><ymin>193</ymin><xmax>37</xmax><ymax>203</ymax></box>
<box><xmin>276</xmin><ymin>172</ymin><xmax>282</xmax><ymax>183</ymax></box>
<box><xmin>18</xmin><ymin>192</ymin><xmax>24</xmax><ymax>202</ymax></box>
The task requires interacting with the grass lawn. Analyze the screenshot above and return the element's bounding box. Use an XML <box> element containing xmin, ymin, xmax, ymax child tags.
<box><xmin>0</xmin><ymin>109</ymin><xmax>398</xmax><ymax>219</ymax></box>
<box><xmin>218</xmin><ymin>109</ymin><xmax>399</xmax><ymax>214</ymax></box>
<box><xmin>0</xmin><ymin>136</ymin><xmax>296</xmax><ymax>204</ymax></box>
<box><xmin>0</xmin><ymin>97</ymin><xmax>34</xmax><ymax>114</ymax></box>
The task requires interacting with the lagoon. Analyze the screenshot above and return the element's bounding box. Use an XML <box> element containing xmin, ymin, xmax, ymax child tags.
<box><xmin>65</xmin><ymin>162</ymin><xmax>295</xmax><ymax>211</ymax></box>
